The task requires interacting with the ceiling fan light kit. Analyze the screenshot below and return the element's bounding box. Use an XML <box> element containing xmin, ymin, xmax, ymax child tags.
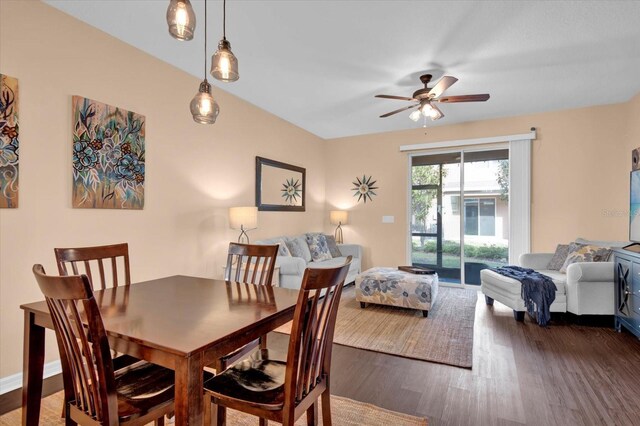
<box><xmin>211</xmin><ymin>0</ymin><xmax>239</xmax><ymax>82</ymax></box>
<box><xmin>376</xmin><ymin>73</ymin><xmax>490</xmax><ymax>122</ymax></box>
<box><xmin>166</xmin><ymin>0</ymin><xmax>196</xmax><ymax>41</ymax></box>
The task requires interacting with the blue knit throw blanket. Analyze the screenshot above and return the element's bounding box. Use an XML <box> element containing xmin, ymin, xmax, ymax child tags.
<box><xmin>491</xmin><ymin>266</ymin><xmax>557</xmax><ymax>326</ymax></box>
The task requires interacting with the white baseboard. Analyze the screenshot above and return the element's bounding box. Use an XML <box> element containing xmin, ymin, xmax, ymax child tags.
<box><xmin>0</xmin><ymin>360</ymin><xmax>62</xmax><ymax>395</ymax></box>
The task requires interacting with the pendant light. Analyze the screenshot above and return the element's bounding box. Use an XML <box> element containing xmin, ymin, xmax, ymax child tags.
<box><xmin>190</xmin><ymin>0</ymin><xmax>219</xmax><ymax>124</ymax></box>
<box><xmin>166</xmin><ymin>0</ymin><xmax>196</xmax><ymax>41</ymax></box>
<box><xmin>210</xmin><ymin>0</ymin><xmax>239</xmax><ymax>82</ymax></box>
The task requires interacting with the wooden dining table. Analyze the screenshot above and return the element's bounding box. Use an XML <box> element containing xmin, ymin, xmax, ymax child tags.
<box><xmin>20</xmin><ymin>275</ymin><xmax>300</xmax><ymax>426</ymax></box>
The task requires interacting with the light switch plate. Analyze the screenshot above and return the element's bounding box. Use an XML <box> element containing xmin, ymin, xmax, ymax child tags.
<box><xmin>382</xmin><ymin>215</ymin><xmax>395</xmax><ymax>223</ymax></box>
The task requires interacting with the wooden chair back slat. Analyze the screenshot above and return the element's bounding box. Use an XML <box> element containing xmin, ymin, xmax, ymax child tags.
<box><xmin>284</xmin><ymin>256</ymin><xmax>351</xmax><ymax>407</ymax></box>
<box><xmin>55</xmin><ymin>243</ymin><xmax>131</xmax><ymax>291</ymax></box>
<box><xmin>32</xmin><ymin>264</ymin><xmax>118</xmax><ymax>424</ymax></box>
<box><xmin>224</xmin><ymin>243</ymin><xmax>278</xmax><ymax>286</ymax></box>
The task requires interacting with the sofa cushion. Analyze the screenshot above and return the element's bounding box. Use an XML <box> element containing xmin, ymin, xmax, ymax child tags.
<box><xmin>274</xmin><ymin>238</ymin><xmax>291</xmax><ymax>256</ymax></box>
<box><xmin>306</xmin><ymin>233</ymin><xmax>332</xmax><ymax>262</ymax></box>
<box><xmin>324</xmin><ymin>235</ymin><xmax>343</xmax><ymax>258</ymax></box>
<box><xmin>537</xmin><ymin>270</ymin><xmax>567</xmax><ymax>293</ymax></box>
<box><xmin>547</xmin><ymin>244</ymin><xmax>570</xmax><ymax>270</ymax></box>
<box><xmin>286</xmin><ymin>236</ymin><xmax>312</xmax><ymax>263</ymax></box>
<box><xmin>481</xmin><ymin>269</ymin><xmax>566</xmax><ymax>295</ymax></box>
<box><xmin>560</xmin><ymin>243</ymin><xmax>612</xmax><ymax>273</ymax></box>
<box><xmin>254</xmin><ymin>237</ymin><xmax>291</xmax><ymax>256</ymax></box>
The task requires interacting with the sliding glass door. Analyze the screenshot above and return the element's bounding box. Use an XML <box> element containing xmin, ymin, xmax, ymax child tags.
<box><xmin>410</xmin><ymin>148</ymin><xmax>509</xmax><ymax>285</ymax></box>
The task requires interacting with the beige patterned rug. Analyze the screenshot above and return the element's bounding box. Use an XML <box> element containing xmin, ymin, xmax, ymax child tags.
<box><xmin>277</xmin><ymin>286</ymin><xmax>477</xmax><ymax>368</ymax></box>
<box><xmin>0</xmin><ymin>391</ymin><xmax>427</xmax><ymax>425</ymax></box>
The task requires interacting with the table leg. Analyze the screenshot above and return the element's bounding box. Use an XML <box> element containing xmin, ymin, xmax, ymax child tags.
<box><xmin>22</xmin><ymin>311</ymin><xmax>45</xmax><ymax>426</ymax></box>
<box><xmin>174</xmin><ymin>353</ymin><xmax>204</xmax><ymax>425</ymax></box>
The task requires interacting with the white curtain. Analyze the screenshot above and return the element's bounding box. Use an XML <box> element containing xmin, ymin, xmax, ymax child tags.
<box><xmin>508</xmin><ymin>138</ymin><xmax>532</xmax><ymax>264</ymax></box>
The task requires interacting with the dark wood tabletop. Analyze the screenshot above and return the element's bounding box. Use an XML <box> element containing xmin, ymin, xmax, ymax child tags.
<box><xmin>20</xmin><ymin>275</ymin><xmax>300</xmax><ymax>426</ymax></box>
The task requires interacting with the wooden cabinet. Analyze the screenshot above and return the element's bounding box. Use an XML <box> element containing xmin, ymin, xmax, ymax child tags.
<box><xmin>613</xmin><ymin>248</ymin><xmax>640</xmax><ymax>339</ymax></box>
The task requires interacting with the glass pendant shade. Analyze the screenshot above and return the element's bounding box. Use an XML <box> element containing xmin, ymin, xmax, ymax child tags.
<box><xmin>167</xmin><ymin>0</ymin><xmax>196</xmax><ymax>41</ymax></box>
<box><xmin>409</xmin><ymin>110</ymin><xmax>421</xmax><ymax>122</ymax></box>
<box><xmin>428</xmin><ymin>107</ymin><xmax>443</xmax><ymax>120</ymax></box>
<box><xmin>190</xmin><ymin>81</ymin><xmax>219</xmax><ymax>124</ymax></box>
<box><xmin>211</xmin><ymin>39</ymin><xmax>239</xmax><ymax>82</ymax></box>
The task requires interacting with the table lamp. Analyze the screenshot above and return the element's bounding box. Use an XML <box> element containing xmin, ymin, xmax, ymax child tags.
<box><xmin>330</xmin><ymin>210</ymin><xmax>348</xmax><ymax>244</ymax></box>
<box><xmin>229</xmin><ymin>206</ymin><xmax>258</xmax><ymax>243</ymax></box>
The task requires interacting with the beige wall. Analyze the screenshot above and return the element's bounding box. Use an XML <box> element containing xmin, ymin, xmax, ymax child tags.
<box><xmin>324</xmin><ymin>99</ymin><xmax>636</xmax><ymax>270</ymax></box>
<box><xmin>627</xmin><ymin>93</ymin><xmax>640</xmax><ymax>154</ymax></box>
<box><xmin>0</xmin><ymin>1</ymin><xmax>326</xmax><ymax>377</ymax></box>
<box><xmin>2</xmin><ymin>0</ymin><xmax>640</xmax><ymax>385</ymax></box>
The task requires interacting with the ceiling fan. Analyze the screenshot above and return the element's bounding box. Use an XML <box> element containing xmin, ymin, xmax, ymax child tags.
<box><xmin>375</xmin><ymin>74</ymin><xmax>490</xmax><ymax>122</ymax></box>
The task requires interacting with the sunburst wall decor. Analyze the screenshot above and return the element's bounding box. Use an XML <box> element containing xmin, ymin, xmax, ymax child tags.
<box><xmin>281</xmin><ymin>177</ymin><xmax>302</xmax><ymax>205</ymax></box>
<box><xmin>352</xmin><ymin>175</ymin><xmax>378</xmax><ymax>203</ymax></box>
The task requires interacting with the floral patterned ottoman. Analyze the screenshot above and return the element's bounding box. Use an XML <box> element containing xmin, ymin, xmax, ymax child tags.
<box><xmin>355</xmin><ymin>267</ymin><xmax>438</xmax><ymax>317</ymax></box>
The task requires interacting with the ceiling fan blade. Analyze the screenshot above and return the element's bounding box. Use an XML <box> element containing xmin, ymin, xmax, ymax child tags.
<box><xmin>375</xmin><ymin>94</ymin><xmax>416</xmax><ymax>101</ymax></box>
<box><xmin>429</xmin><ymin>76</ymin><xmax>458</xmax><ymax>98</ymax></box>
<box><xmin>437</xmin><ymin>94</ymin><xmax>490</xmax><ymax>103</ymax></box>
<box><xmin>379</xmin><ymin>104</ymin><xmax>418</xmax><ymax>118</ymax></box>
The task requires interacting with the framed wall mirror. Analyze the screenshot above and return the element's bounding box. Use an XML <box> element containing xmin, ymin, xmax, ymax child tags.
<box><xmin>256</xmin><ymin>157</ymin><xmax>305</xmax><ymax>211</ymax></box>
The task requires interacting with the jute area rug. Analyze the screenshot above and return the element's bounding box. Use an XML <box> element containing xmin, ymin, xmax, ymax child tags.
<box><xmin>0</xmin><ymin>391</ymin><xmax>427</xmax><ymax>425</ymax></box>
<box><xmin>276</xmin><ymin>286</ymin><xmax>477</xmax><ymax>369</ymax></box>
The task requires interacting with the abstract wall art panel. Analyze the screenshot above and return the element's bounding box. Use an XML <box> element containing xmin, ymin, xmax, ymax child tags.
<box><xmin>72</xmin><ymin>96</ymin><xmax>145</xmax><ymax>209</ymax></box>
<box><xmin>0</xmin><ymin>74</ymin><xmax>19</xmax><ymax>208</ymax></box>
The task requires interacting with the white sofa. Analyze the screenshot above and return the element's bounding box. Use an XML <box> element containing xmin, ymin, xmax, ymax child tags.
<box><xmin>255</xmin><ymin>234</ymin><xmax>362</xmax><ymax>289</ymax></box>
<box><xmin>481</xmin><ymin>238</ymin><xmax>626</xmax><ymax>320</ymax></box>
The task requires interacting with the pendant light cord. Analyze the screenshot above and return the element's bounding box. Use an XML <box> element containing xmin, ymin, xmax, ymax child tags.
<box><xmin>204</xmin><ymin>0</ymin><xmax>208</xmax><ymax>78</ymax></box>
<box><xmin>223</xmin><ymin>0</ymin><xmax>227</xmax><ymax>40</ymax></box>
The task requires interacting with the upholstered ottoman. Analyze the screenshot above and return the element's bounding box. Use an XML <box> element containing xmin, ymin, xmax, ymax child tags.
<box><xmin>480</xmin><ymin>269</ymin><xmax>567</xmax><ymax>321</ymax></box>
<box><xmin>355</xmin><ymin>267</ymin><xmax>438</xmax><ymax>317</ymax></box>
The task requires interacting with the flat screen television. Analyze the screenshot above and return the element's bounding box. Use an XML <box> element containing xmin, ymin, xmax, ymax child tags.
<box><xmin>631</xmin><ymin>170</ymin><xmax>640</xmax><ymax>242</ymax></box>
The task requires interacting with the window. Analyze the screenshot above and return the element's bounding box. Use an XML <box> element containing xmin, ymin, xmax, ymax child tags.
<box><xmin>451</xmin><ymin>195</ymin><xmax>460</xmax><ymax>215</ymax></box>
<box><xmin>464</xmin><ymin>198</ymin><xmax>496</xmax><ymax>236</ymax></box>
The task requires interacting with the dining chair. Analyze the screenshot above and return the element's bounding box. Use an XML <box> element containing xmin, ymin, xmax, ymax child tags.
<box><xmin>213</xmin><ymin>243</ymin><xmax>279</xmax><ymax>423</ymax></box>
<box><xmin>224</xmin><ymin>242</ymin><xmax>279</xmax><ymax>286</ymax></box>
<box><xmin>55</xmin><ymin>243</ymin><xmax>131</xmax><ymax>290</ymax></box>
<box><xmin>55</xmin><ymin>243</ymin><xmax>136</xmax><ymax>364</ymax></box>
<box><xmin>203</xmin><ymin>256</ymin><xmax>352</xmax><ymax>426</ymax></box>
<box><xmin>31</xmin><ymin>264</ymin><xmax>175</xmax><ymax>426</ymax></box>
<box><xmin>220</xmin><ymin>242</ymin><xmax>279</xmax><ymax>360</ymax></box>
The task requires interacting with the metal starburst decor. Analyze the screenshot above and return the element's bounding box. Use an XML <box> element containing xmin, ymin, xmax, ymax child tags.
<box><xmin>281</xmin><ymin>177</ymin><xmax>302</xmax><ymax>204</ymax></box>
<box><xmin>352</xmin><ymin>175</ymin><xmax>378</xmax><ymax>203</ymax></box>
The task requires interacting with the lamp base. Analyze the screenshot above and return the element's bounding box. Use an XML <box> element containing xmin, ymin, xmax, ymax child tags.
<box><xmin>238</xmin><ymin>227</ymin><xmax>250</xmax><ymax>244</ymax></box>
<box><xmin>334</xmin><ymin>224</ymin><xmax>343</xmax><ymax>244</ymax></box>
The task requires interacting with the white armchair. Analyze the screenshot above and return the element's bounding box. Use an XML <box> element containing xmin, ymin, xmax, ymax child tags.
<box><xmin>481</xmin><ymin>237</ymin><xmax>626</xmax><ymax>321</ymax></box>
<box><xmin>519</xmin><ymin>251</ymin><xmax>615</xmax><ymax>316</ymax></box>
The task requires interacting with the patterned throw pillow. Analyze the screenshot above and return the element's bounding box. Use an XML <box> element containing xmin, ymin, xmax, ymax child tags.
<box><xmin>547</xmin><ymin>244</ymin><xmax>570</xmax><ymax>270</ymax></box>
<box><xmin>305</xmin><ymin>233</ymin><xmax>332</xmax><ymax>262</ymax></box>
<box><xmin>324</xmin><ymin>235</ymin><xmax>343</xmax><ymax>258</ymax></box>
<box><xmin>275</xmin><ymin>238</ymin><xmax>291</xmax><ymax>257</ymax></box>
<box><xmin>559</xmin><ymin>243</ymin><xmax>612</xmax><ymax>273</ymax></box>
<box><xmin>286</xmin><ymin>237</ymin><xmax>312</xmax><ymax>262</ymax></box>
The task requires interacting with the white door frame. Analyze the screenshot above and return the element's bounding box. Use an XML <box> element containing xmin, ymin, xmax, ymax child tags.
<box><xmin>404</xmin><ymin>131</ymin><xmax>535</xmax><ymax>287</ymax></box>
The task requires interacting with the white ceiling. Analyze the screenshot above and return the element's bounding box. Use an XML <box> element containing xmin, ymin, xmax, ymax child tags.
<box><xmin>45</xmin><ymin>0</ymin><xmax>640</xmax><ymax>139</ymax></box>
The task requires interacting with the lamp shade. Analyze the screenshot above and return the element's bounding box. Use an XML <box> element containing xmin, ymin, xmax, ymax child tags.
<box><xmin>190</xmin><ymin>81</ymin><xmax>219</xmax><ymax>124</ymax></box>
<box><xmin>229</xmin><ymin>207</ymin><xmax>258</xmax><ymax>230</ymax></box>
<box><xmin>330</xmin><ymin>210</ymin><xmax>349</xmax><ymax>225</ymax></box>
<box><xmin>211</xmin><ymin>39</ymin><xmax>239</xmax><ymax>82</ymax></box>
<box><xmin>166</xmin><ymin>0</ymin><xmax>196</xmax><ymax>41</ymax></box>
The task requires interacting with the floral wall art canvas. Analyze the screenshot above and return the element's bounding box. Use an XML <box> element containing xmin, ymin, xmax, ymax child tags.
<box><xmin>72</xmin><ymin>96</ymin><xmax>145</xmax><ymax>209</ymax></box>
<box><xmin>0</xmin><ymin>74</ymin><xmax>19</xmax><ymax>208</ymax></box>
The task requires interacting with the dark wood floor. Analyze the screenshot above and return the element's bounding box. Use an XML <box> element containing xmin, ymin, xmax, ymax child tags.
<box><xmin>270</xmin><ymin>290</ymin><xmax>640</xmax><ymax>426</ymax></box>
<box><xmin>4</xmin><ymin>289</ymin><xmax>640</xmax><ymax>425</ymax></box>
